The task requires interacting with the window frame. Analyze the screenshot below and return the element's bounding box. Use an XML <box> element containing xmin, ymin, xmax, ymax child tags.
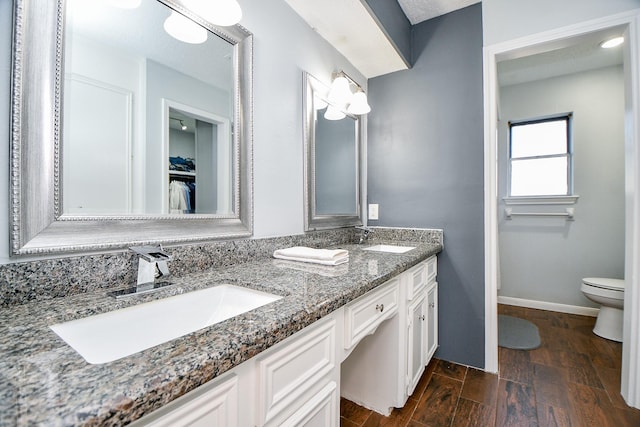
<box><xmin>507</xmin><ymin>113</ymin><xmax>573</xmax><ymax>199</ymax></box>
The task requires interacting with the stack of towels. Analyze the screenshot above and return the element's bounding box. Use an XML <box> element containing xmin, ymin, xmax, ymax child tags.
<box><xmin>273</xmin><ymin>246</ymin><xmax>349</xmax><ymax>266</ymax></box>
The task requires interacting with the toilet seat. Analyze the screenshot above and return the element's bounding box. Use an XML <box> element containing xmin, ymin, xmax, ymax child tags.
<box><xmin>582</xmin><ymin>277</ymin><xmax>625</xmax><ymax>292</ymax></box>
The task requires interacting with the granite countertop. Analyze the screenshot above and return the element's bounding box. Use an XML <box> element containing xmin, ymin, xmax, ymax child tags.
<box><xmin>0</xmin><ymin>240</ymin><xmax>441</xmax><ymax>426</ymax></box>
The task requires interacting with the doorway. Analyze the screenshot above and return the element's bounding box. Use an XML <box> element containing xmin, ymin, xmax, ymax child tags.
<box><xmin>483</xmin><ymin>11</ymin><xmax>640</xmax><ymax>408</ymax></box>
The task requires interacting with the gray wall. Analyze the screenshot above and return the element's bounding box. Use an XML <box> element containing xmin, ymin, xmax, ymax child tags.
<box><xmin>367</xmin><ymin>4</ymin><xmax>485</xmax><ymax>368</ymax></box>
<box><xmin>483</xmin><ymin>0</ymin><xmax>640</xmax><ymax>46</ymax></box>
<box><xmin>498</xmin><ymin>66</ymin><xmax>625</xmax><ymax>307</ymax></box>
<box><xmin>363</xmin><ymin>0</ymin><xmax>411</xmax><ymax>66</ymax></box>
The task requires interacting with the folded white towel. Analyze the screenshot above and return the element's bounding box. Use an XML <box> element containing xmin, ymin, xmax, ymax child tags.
<box><xmin>273</xmin><ymin>259</ymin><xmax>349</xmax><ymax>277</ymax></box>
<box><xmin>273</xmin><ymin>246</ymin><xmax>349</xmax><ymax>266</ymax></box>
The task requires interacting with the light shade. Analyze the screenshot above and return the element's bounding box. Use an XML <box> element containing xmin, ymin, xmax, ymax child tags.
<box><xmin>164</xmin><ymin>11</ymin><xmax>208</xmax><ymax>44</ymax></box>
<box><xmin>182</xmin><ymin>0</ymin><xmax>242</xmax><ymax>26</ymax></box>
<box><xmin>107</xmin><ymin>0</ymin><xmax>142</xmax><ymax>8</ymax></box>
<box><xmin>601</xmin><ymin>36</ymin><xmax>624</xmax><ymax>49</ymax></box>
<box><xmin>347</xmin><ymin>90</ymin><xmax>371</xmax><ymax>115</ymax></box>
<box><xmin>327</xmin><ymin>76</ymin><xmax>353</xmax><ymax>105</ymax></box>
<box><xmin>324</xmin><ymin>105</ymin><xmax>346</xmax><ymax>121</ymax></box>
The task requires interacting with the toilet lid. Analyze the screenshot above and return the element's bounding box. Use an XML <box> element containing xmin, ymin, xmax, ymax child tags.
<box><xmin>583</xmin><ymin>277</ymin><xmax>625</xmax><ymax>291</ymax></box>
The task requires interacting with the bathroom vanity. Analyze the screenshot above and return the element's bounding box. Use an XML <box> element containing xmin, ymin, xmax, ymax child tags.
<box><xmin>0</xmin><ymin>237</ymin><xmax>441</xmax><ymax>426</ymax></box>
<box><xmin>132</xmin><ymin>254</ymin><xmax>438</xmax><ymax>427</ymax></box>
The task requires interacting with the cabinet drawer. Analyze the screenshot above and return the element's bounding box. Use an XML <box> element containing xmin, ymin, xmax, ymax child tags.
<box><xmin>406</xmin><ymin>263</ymin><xmax>426</xmax><ymax>301</ymax></box>
<box><xmin>344</xmin><ymin>279</ymin><xmax>399</xmax><ymax>349</ymax></box>
<box><xmin>257</xmin><ymin>318</ymin><xmax>336</xmax><ymax>426</ymax></box>
<box><xmin>280</xmin><ymin>381</ymin><xmax>338</xmax><ymax>427</ymax></box>
<box><xmin>425</xmin><ymin>256</ymin><xmax>437</xmax><ymax>284</ymax></box>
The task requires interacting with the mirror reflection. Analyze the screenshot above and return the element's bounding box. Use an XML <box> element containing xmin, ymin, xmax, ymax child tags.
<box><xmin>314</xmin><ymin>112</ymin><xmax>357</xmax><ymax>215</ymax></box>
<box><xmin>303</xmin><ymin>72</ymin><xmax>362</xmax><ymax>231</ymax></box>
<box><xmin>63</xmin><ymin>0</ymin><xmax>235</xmax><ymax>216</ymax></box>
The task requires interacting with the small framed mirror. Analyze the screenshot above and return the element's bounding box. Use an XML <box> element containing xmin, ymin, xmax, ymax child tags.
<box><xmin>9</xmin><ymin>0</ymin><xmax>253</xmax><ymax>256</ymax></box>
<box><xmin>303</xmin><ymin>72</ymin><xmax>362</xmax><ymax>231</ymax></box>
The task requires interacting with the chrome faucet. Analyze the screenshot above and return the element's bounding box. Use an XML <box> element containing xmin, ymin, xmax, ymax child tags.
<box><xmin>356</xmin><ymin>226</ymin><xmax>373</xmax><ymax>244</ymax></box>
<box><xmin>130</xmin><ymin>245</ymin><xmax>172</xmax><ymax>287</ymax></box>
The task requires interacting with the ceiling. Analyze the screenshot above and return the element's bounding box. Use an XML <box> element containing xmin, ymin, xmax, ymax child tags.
<box><xmin>284</xmin><ymin>0</ymin><xmax>480</xmax><ymax>78</ymax></box>
<box><xmin>398</xmin><ymin>0</ymin><xmax>480</xmax><ymax>25</ymax></box>
<box><xmin>498</xmin><ymin>26</ymin><xmax>625</xmax><ymax>87</ymax></box>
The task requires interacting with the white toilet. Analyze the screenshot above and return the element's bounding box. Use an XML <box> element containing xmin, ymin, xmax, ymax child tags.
<box><xmin>581</xmin><ymin>277</ymin><xmax>625</xmax><ymax>342</ymax></box>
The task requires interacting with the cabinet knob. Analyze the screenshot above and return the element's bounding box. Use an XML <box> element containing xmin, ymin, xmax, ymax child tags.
<box><xmin>420</xmin><ymin>315</ymin><xmax>426</xmax><ymax>321</ymax></box>
<box><xmin>429</xmin><ymin>302</ymin><xmax>435</xmax><ymax>308</ymax></box>
<box><xmin>375</xmin><ymin>303</ymin><xmax>384</xmax><ymax>312</ymax></box>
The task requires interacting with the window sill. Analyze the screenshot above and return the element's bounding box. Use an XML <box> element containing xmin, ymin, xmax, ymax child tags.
<box><xmin>503</xmin><ymin>195</ymin><xmax>580</xmax><ymax>205</ymax></box>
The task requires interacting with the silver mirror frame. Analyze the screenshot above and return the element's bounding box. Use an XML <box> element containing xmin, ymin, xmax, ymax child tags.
<box><xmin>9</xmin><ymin>0</ymin><xmax>253</xmax><ymax>256</ymax></box>
<box><xmin>303</xmin><ymin>72</ymin><xmax>362</xmax><ymax>231</ymax></box>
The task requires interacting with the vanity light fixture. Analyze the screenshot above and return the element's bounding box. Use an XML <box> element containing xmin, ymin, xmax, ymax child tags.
<box><xmin>182</xmin><ymin>0</ymin><xmax>243</xmax><ymax>26</ymax></box>
<box><xmin>348</xmin><ymin>89</ymin><xmax>371</xmax><ymax>115</ymax></box>
<box><xmin>164</xmin><ymin>10</ymin><xmax>208</xmax><ymax>44</ymax></box>
<box><xmin>326</xmin><ymin>71</ymin><xmax>371</xmax><ymax>118</ymax></box>
<box><xmin>601</xmin><ymin>36</ymin><xmax>624</xmax><ymax>48</ymax></box>
<box><xmin>324</xmin><ymin>104</ymin><xmax>346</xmax><ymax>121</ymax></box>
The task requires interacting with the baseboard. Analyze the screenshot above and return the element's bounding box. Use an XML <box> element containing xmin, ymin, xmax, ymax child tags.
<box><xmin>498</xmin><ymin>296</ymin><xmax>599</xmax><ymax>317</ymax></box>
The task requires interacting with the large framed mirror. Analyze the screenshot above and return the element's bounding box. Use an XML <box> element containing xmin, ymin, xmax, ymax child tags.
<box><xmin>303</xmin><ymin>72</ymin><xmax>362</xmax><ymax>231</ymax></box>
<box><xmin>9</xmin><ymin>0</ymin><xmax>253</xmax><ymax>256</ymax></box>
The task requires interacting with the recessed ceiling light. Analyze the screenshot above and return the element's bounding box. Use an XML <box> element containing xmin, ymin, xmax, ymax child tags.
<box><xmin>601</xmin><ymin>36</ymin><xmax>624</xmax><ymax>49</ymax></box>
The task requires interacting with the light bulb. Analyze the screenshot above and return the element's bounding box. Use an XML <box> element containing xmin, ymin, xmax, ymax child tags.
<box><xmin>327</xmin><ymin>76</ymin><xmax>353</xmax><ymax>105</ymax></box>
<box><xmin>182</xmin><ymin>0</ymin><xmax>242</xmax><ymax>26</ymax></box>
<box><xmin>181</xmin><ymin>124</ymin><xmax>188</xmax><ymax>131</ymax></box>
<box><xmin>324</xmin><ymin>105</ymin><xmax>346</xmax><ymax>121</ymax></box>
<box><xmin>164</xmin><ymin>11</ymin><xmax>208</xmax><ymax>44</ymax></box>
<box><xmin>347</xmin><ymin>90</ymin><xmax>371</xmax><ymax>115</ymax></box>
<box><xmin>600</xmin><ymin>36</ymin><xmax>624</xmax><ymax>49</ymax></box>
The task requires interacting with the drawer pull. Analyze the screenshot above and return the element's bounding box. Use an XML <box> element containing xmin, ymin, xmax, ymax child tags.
<box><xmin>375</xmin><ymin>304</ymin><xmax>384</xmax><ymax>312</ymax></box>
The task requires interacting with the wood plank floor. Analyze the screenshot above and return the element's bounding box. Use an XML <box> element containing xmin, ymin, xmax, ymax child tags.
<box><xmin>340</xmin><ymin>304</ymin><xmax>640</xmax><ymax>426</ymax></box>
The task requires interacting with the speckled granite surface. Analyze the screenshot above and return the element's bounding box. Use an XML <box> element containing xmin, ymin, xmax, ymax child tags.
<box><xmin>0</xmin><ymin>228</ymin><xmax>442</xmax><ymax>426</ymax></box>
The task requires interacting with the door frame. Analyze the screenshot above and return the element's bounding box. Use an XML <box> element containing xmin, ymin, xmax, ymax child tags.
<box><xmin>483</xmin><ymin>9</ymin><xmax>640</xmax><ymax>407</ymax></box>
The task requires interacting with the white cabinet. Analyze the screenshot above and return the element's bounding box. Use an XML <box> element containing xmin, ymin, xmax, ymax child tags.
<box><xmin>400</xmin><ymin>255</ymin><xmax>438</xmax><ymax>404</ymax></box>
<box><xmin>406</xmin><ymin>292</ymin><xmax>427</xmax><ymax>396</ymax></box>
<box><xmin>130</xmin><ymin>373</ymin><xmax>239</xmax><ymax>427</ymax></box>
<box><xmin>426</xmin><ymin>280</ymin><xmax>438</xmax><ymax>361</ymax></box>
<box><xmin>343</xmin><ymin>278</ymin><xmax>399</xmax><ymax>350</ymax></box>
<box><xmin>256</xmin><ymin>316</ymin><xmax>338</xmax><ymax>427</ymax></box>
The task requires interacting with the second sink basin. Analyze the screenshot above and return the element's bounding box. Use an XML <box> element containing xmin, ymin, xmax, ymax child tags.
<box><xmin>362</xmin><ymin>244</ymin><xmax>416</xmax><ymax>254</ymax></box>
<box><xmin>50</xmin><ymin>284</ymin><xmax>282</xmax><ymax>364</ymax></box>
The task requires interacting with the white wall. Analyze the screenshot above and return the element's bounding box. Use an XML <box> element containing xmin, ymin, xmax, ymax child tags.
<box><xmin>482</xmin><ymin>0</ymin><xmax>640</xmax><ymax>46</ymax></box>
<box><xmin>240</xmin><ymin>0</ymin><xmax>366</xmax><ymax>238</ymax></box>
<box><xmin>498</xmin><ymin>66</ymin><xmax>625</xmax><ymax>307</ymax></box>
<box><xmin>0</xmin><ymin>0</ymin><xmax>365</xmax><ymax>260</ymax></box>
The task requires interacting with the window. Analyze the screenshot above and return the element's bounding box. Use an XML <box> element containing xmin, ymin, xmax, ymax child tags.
<box><xmin>509</xmin><ymin>115</ymin><xmax>572</xmax><ymax>197</ymax></box>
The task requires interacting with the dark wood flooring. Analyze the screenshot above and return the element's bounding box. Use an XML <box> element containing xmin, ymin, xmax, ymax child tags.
<box><xmin>340</xmin><ymin>304</ymin><xmax>640</xmax><ymax>426</ymax></box>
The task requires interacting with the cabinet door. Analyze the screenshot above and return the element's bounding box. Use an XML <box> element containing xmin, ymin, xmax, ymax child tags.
<box><xmin>257</xmin><ymin>318</ymin><xmax>336</xmax><ymax>426</ymax></box>
<box><xmin>426</xmin><ymin>282</ymin><xmax>438</xmax><ymax>362</ymax></box>
<box><xmin>406</xmin><ymin>293</ymin><xmax>427</xmax><ymax>396</ymax></box>
<box><xmin>137</xmin><ymin>373</ymin><xmax>238</xmax><ymax>427</ymax></box>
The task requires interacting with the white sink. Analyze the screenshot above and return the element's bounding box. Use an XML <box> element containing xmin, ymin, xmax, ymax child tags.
<box><xmin>362</xmin><ymin>244</ymin><xmax>416</xmax><ymax>254</ymax></box>
<box><xmin>50</xmin><ymin>285</ymin><xmax>282</xmax><ymax>364</ymax></box>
